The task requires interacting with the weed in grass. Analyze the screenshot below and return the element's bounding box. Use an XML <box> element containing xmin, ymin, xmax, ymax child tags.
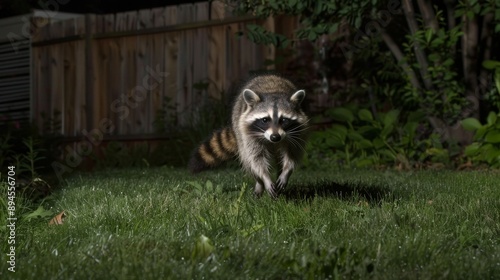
<box><xmin>19</xmin><ymin>137</ymin><xmax>46</xmax><ymax>179</ymax></box>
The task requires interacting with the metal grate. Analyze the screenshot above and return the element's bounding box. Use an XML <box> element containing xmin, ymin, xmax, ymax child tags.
<box><xmin>0</xmin><ymin>39</ymin><xmax>30</xmax><ymax>126</ymax></box>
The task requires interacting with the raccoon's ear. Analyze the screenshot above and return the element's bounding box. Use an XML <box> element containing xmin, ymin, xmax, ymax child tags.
<box><xmin>243</xmin><ymin>89</ymin><xmax>260</xmax><ymax>105</ymax></box>
<box><xmin>290</xmin><ymin>90</ymin><xmax>305</xmax><ymax>104</ymax></box>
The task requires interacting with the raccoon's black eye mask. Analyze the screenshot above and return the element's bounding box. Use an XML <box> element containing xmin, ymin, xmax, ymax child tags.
<box><xmin>250</xmin><ymin>118</ymin><xmax>271</xmax><ymax>132</ymax></box>
<box><xmin>284</xmin><ymin>119</ymin><xmax>302</xmax><ymax>131</ymax></box>
<box><xmin>279</xmin><ymin>117</ymin><xmax>290</xmax><ymax>124</ymax></box>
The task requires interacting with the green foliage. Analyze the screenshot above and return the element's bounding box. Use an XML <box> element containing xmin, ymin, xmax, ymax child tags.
<box><xmin>304</xmin><ymin>107</ymin><xmax>452</xmax><ymax>169</ymax></box>
<box><xmin>1</xmin><ymin>112</ymin><xmax>63</xmax><ymax>177</ymax></box>
<box><xmin>231</xmin><ymin>0</ymin><xmax>372</xmax><ymax>43</ymax></box>
<box><xmin>19</xmin><ymin>137</ymin><xmax>46</xmax><ymax>179</ymax></box>
<box><xmin>0</xmin><ymin>120</ymin><xmax>62</xmax><ymax>202</ymax></box>
<box><xmin>232</xmin><ymin>0</ymin><xmax>500</xmax><ymax>48</ymax></box>
<box><xmin>462</xmin><ymin>111</ymin><xmax>500</xmax><ymax>167</ymax></box>
<box><xmin>482</xmin><ymin>59</ymin><xmax>500</xmax><ymax>110</ymax></box>
<box><xmin>402</xmin><ymin>21</ymin><xmax>467</xmax><ymax>123</ymax></box>
<box><xmin>244</xmin><ymin>24</ymin><xmax>290</xmax><ymax>48</ymax></box>
<box><xmin>22</xmin><ymin>204</ymin><xmax>55</xmax><ymax>221</ymax></box>
<box><xmin>0</xmin><ymin>178</ymin><xmax>54</xmax><ymax>241</ymax></box>
<box><xmin>185</xmin><ymin>179</ymin><xmax>223</xmax><ymax>197</ymax></box>
<box><xmin>455</xmin><ymin>0</ymin><xmax>500</xmax><ymax>33</ymax></box>
<box><xmin>1</xmin><ymin>134</ymin><xmax>46</xmax><ymax>179</ymax></box>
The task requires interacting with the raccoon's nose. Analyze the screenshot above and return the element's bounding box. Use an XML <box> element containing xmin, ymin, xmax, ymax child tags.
<box><xmin>270</xmin><ymin>134</ymin><xmax>281</xmax><ymax>142</ymax></box>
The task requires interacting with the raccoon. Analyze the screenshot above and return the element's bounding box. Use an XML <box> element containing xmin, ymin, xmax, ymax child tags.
<box><xmin>188</xmin><ymin>74</ymin><xmax>309</xmax><ymax>198</ymax></box>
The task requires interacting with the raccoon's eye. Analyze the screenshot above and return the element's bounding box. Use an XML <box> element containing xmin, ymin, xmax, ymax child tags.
<box><xmin>261</xmin><ymin>117</ymin><xmax>270</xmax><ymax>123</ymax></box>
<box><xmin>280</xmin><ymin>117</ymin><xmax>290</xmax><ymax>124</ymax></box>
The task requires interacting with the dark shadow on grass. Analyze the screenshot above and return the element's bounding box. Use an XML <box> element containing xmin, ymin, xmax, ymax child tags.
<box><xmin>280</xmin><ymin>180</ymin><xmax>397</xmax><ymax>205</ymax></box>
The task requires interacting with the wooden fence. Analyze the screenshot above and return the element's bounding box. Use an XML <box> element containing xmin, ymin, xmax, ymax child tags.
<box><xmin>31</xmin><ymin>1</ymin><xmax>295</xmax><ymax>138</ymax></box>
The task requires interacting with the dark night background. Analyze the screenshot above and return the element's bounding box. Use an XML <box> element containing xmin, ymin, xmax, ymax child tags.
<box><xmin>0</xmin><ymin>0</ymin><xmax>205</xmax><ymax>18</ymax></box>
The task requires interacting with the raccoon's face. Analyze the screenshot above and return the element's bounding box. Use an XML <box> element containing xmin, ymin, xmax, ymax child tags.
<box><xmin>243</xmin><ymin>89</ymin><xmax>307</xmax><ymax>143</ymax></box>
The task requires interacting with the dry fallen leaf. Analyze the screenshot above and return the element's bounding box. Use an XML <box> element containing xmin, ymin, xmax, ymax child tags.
<box><xmin>49</xmin><ymin>211</ymin><xmax>66</xmax><ymax>225</ymax></box>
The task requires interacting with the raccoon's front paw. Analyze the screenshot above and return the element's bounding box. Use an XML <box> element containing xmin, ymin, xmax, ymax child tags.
<box><xmin>255</xmin><ymin>181</ymin><xmax>278</xmax><ymax>199</ymax></box>
<box><xmin>275</xmin><ymin>178</ymin><xmax>288</xmax><ymax>191</ymax></box>
<box><xmin>265</xmin><ymin>184</ymin><xmax>278</xmax><ymax>199</ymax></box>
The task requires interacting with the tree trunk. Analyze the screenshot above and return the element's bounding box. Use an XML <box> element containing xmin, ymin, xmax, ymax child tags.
<box><xmin>462</xmin><ymin>14</ymin><xmax>480</xmax><ymax>119</ymax></box>
<box><xmin>402</xmin><ymin>0</ymin><xmax>433</xmax><ymax>90</ymax></box>
<box><xmin>416</xmin><ymin>0</ymin><xmax>439</xmax><ymax>30</ymax></box>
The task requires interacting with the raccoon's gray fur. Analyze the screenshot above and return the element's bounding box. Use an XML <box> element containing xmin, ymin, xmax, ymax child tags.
<box><xmin>189</xmin><ymin>74</ymin><xmax>309</xmax><ymax>198</ymax></box>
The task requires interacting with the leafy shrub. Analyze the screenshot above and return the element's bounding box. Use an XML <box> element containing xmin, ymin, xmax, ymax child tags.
<box><xmin>462</xmin><ymin>112</ymin><xmax>500</xmax><ymax>167</ymax></box>
<box><xmin>401</xmin><ymin>16</ymin><xmax>467</xmax><ymax>124</ymax></box>
<box><xmin>304</xmin><ymin>106</ymin><xmax>454</xmax><ymax>169</ymax></box>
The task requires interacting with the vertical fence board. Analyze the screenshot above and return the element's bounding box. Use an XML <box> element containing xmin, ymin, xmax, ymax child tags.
<box><xmin>130</xmin><ymin>11</ymin><xmax>139</xmax><ymax>30</ymax></box>
<box><xmin>63</xmin><ymin>42</ymin><xmax>75</xmax><ymax>135</ymax></box>
<box><xmin>104</xmin><ymin>14</ymin><xmax>115</xmax><ymax>32</ymax></box>
<box><xmin>121</xmin><ymin>36</ymin><xmax>138</xmax><ymax>134</ymax></box>
<box><xmin>184</xmin><ymin>4</ymin><xmax>195</xmax><ymax>121</ymax></box>
<box><xmin>262</xmin><ymin>17</ymin><xmax>276</xmax><ymax>70</ymax></box>
<box><xmin>138</xmin><ymin>9</ymin><xmax>153</xmax><ymax>29</ymax></box>
<box><xmin>95</xmin><ymin>15</ymin><xmax>104</xmax><ymax>33</ymax></box>
<box><xmin>208</xmin><ymin>1</ymin><xmax>226</xmax><ymax>100</ymax></box>
<box><xmin>176</xmin><ymin>4</ymin><xmax>193</xmax><ymax>123</ymax></box>
<box><xmin>108</xmin><ymin>38</ymin><xmax>123</xmax><ymax>133</ymax></box>
<box><xmin>49</xmin><ymin>42</ymin><xmax>64</xmax><ymax>134</ymax></box>
<box><xmin>134</xmin><ymin>36</ymin><xmax>147</xmax><ymax>134</ymax></box>
<box><xmin>115</xmin><ymin>12</ymin><xmax>127</xmax><ymax>32</ymax></box>
<box><xmin>225</xmin><ymin>23</ymin><xmax>237</xmax><ymax>90</ymax></box>
<box><xmin>90</xmin><ymin>38</ymin><xmax>104</xmax><ymax>131</ymax></box>
<box><xmin>74</xmin><ymin>40</ymin><xmax>85</xmax><ymax>135</ymax></box>
<box><xmin>193</xmin><ymin>2</ymin><xmax>209</xmax><ymax>104</ymax></box>
<box><xmin>149</xmin><ymin>7</ymin><xmax>167</xmax><ymax>133</ymax></box>
<box><xmin>163</xmin><ymin>6</ymin><xmax>178</xmax><ymax>128</ymax></box>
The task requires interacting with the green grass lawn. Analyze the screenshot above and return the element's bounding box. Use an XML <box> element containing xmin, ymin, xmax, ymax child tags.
<box><xmin>2</xmin><ymin>167</ymin><xmax>500</xmax><ymax>279</ymax></box>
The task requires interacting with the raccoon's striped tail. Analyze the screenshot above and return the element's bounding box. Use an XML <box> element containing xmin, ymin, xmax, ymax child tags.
<box><xmin>188</xmin><ymin>127</ymin><xmax>238</xmax><ymax>173</ymax></box>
